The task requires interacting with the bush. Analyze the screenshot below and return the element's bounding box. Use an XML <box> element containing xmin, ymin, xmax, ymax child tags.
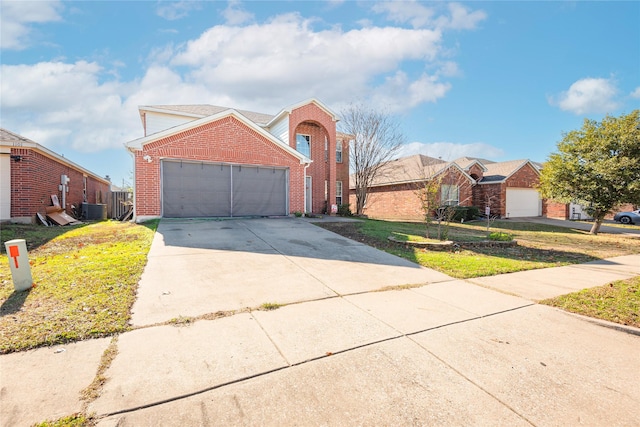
<box><xmin>437</xmin><ymin>206</ymin><xmax>479</xmax><ymax>222</ymax></box>
<box><xmin>293</xmin><ymin>211</ymin><xmax>303</xmax><ymax>217</ymax></box>
<box><xmin>337</xmin><ymin>204</ymin><xmax>352</xmax><ymax>216</ymax></box>
<box><xmin>488</xmin><ymin>231</ymin><xmax>513</xmax><ymax>241</ymax></box>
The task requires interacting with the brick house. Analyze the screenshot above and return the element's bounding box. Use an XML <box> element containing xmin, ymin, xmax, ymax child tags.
<box><xmin>125</xmin><ymin>99</ymin><xmax>349</xmax><ymax>221</ymax></box>
<box><xmin>348</xmin><ymin>155</ymin><xmax>542</xmax><ymax>221</ymax></box>
<box><xmin>0</xmin><ymin>128</ymin><xmax>111</xmax><ymax>223</ymax></box>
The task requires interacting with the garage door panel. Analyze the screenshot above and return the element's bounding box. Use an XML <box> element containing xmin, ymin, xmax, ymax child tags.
<box><xmin>233</xmin><ymin>166</ymin><xmax>287</xmax><ymax>216</ymax></box>
<box><xmin>162</xmin><ymin>160</ymin><xmax>287</xmax><ymax>218</ymax></box>
<box><xmin>506</xmin><ymin>188</ymin><xmax>541</xmax><ymax>218</ymax></box>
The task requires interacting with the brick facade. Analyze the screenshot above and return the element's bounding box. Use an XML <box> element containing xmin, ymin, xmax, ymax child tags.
<box><xmin>134</xmin><ymin>116</ymin><xmax>308</xmax><ymax>217</ymax></box>
<box><xmin>289</xmin><ymin>103</ymin><xmax>338</xmax><ymax>214</ymax></box>
<box><xmin>133</xmin><ymin>100</ymin><xmax>344</xmax><ymax>219</ymax></box>
<box><xmin>349</xmin><ymin>168</ymin><xmax>475</xmax><ymax>221</ymax></box>
<box><xmin>9</xmin><ymin>147</ymin><xmax>110</xmax><ymax>221</ymax></box>
<box><xmin>349</xmin><ymin>159</ymin><xmax>543</xmax><ymax>220</ymax></box>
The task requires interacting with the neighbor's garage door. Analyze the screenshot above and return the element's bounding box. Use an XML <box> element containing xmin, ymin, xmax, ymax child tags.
<box><xmin>162</xmin><ymin>160</ymin><xmax>288</xmax><ymax>218</ymax></box>
<box><xmin>506</xmin><ymin>188</ymin><xmax>541</xmax><ymax>218</ymax></box>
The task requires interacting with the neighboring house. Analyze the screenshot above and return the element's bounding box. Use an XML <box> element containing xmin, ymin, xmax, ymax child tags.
<box><xmin>469</xmin><ymin>158</ymin><xmax>543</xmax><ymax>218</ymax></box>
<box><xmin>348</xmin><ymin>154</ymin><xmax>542</xmax><ymax>221</ymax></box>
<box><xmin>125</xmin><ymin>99</ymin><xmax>348</xmax><ymax>221</ymax></box>
<box><xmin>0</xmin><ymin>128</ymin><xmax>111</xmax><ymax>223</ymax></box>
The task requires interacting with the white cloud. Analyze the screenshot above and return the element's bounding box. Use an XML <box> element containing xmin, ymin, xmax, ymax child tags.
<box><xmin>630</xmin><ymin>87</ymin><xmax>640</xmax><ymax>99</ymax></box>
<box><xmin>156</xmin><ymin>1</ymin><xmax>202</xmax><ymax>21</ymax></box>
<box><xmin>551</xmin><ymin>77</ymin><xmax>621</xmax><ymax>115</ymax></box>
<box><xmin>441</xmin><ymin>3</ymin><xmax>488</xmax><ymax>30</ymax></box>
<box><xmin>372</xmin><ymin>1</ymin><xmax>486</xmax><ymax>30</ymax></box>
<box><xmin>370</xmin><ymin>71</ymin><xmax>451</xmax><ymax>111</ymax></box>
<box><xmin>170</xmin><ymin>14</ymin><xmax>446</xmax><ymax>112</ymax></box>
<box><xmin>396</xmin><ymin>141</ymin><xmax>505</xmax><ymax>161</ymax></box>
<box><xmin>0</xmin><ymin>0</ymin><xmax>63</xmax><ymax>50</ymax></box>
<box><xmin>0</xmin><ymin>61</ymin><xmax>133</xmax><ymax>152</ymax></box>
<box><xmin>0</xmin><ymin>7</ymin><xmax>477</xmax><ymax>157</ymax></box>
<box><xmin>372</xmin><ymin>1</ymin><xmax>435</xmax><ymax>29</ymax></box>
<box><xmin>222</xmin><ymin>0</ymin><xmax>254</xmax><ymax>25</ymax></box>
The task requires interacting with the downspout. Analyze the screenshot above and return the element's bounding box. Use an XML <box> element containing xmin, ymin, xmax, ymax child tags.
<box><xmin>126</xmin><ymin>146</ymin><xmax>137</xmax><ymax>222</ymax></box>
<box><xmin>303</xmin><ymin>162</ymin><xmax>310</xmax><ymax>214</ymax></box>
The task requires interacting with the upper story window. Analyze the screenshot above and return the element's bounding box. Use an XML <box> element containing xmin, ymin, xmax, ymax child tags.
<box><xmin>296</xmin><ymin>134</ymin><xmax>311</xmax><ymax>158</ymax></box>
<box><xmin>336</xmin><ymin>140</ymin><xmax>343</xmax><ymax>163</ymax></box>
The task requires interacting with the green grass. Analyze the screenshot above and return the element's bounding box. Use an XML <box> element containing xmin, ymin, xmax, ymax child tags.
<box><xmin>34</xmin><ymin>414</ymin><xmax>91</xmax><ymax>427</ymax></box>
<box><xmin>540</xmin><ymin>277</ymin><xmax>640</xmax><ymax>328</ymax></box>
<box><xmin>317</xmin><ymin>219</ymin><xmax>640</xmax><ymax>279</ymax></box>
<box><xmin>259</xmin><ymin>302</ymin><xmax>282</xmax><ymax>311</ymax></box>
<box><xmin>0</xmin><ymin>220</ymin><xmax>158</xmax><ymax>353</ymax></box>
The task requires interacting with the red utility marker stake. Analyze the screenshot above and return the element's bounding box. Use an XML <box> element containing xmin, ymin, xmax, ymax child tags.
<box><xmin>9</xmin><ymin>245</ymin><xmax>19</xmax><ymax>268</ymax></box>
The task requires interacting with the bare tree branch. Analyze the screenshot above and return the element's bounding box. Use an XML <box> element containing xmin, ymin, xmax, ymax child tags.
<box><xmin>340</xmin><ymin>103</ymin><xmax>405</xmax><ymax>215</ymax></box>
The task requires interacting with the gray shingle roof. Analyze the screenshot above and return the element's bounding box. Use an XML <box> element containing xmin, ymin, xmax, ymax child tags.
<box><xmin>479</xmin><ymin>159</ymin><xmax>535</xmax><ymax>183</ymax></box>
<box><xmin>145</xmin><ymin>105</ymin><xmax>275</xmax><ymax>126</ymax></box>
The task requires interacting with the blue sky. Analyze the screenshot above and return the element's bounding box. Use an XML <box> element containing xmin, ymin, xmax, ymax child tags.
<box><xmin>1</xmin><ymin>0</ymin><xmax>639</xmax><ymax>188</ymax></box>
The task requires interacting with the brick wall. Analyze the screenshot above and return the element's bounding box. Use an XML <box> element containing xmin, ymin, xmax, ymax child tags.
<box><xmin>506</xmin><ymin>163</ymin><xmax>539</xmax><ymax>189</ymax></box>
<box><xmin>349</xmin><ymin>169</ymin><xmax>475</xmax><ymax>221</ymax></box>
<box><xmin>10</xmin><ymin>148</ymin><xmax>110</xmax><ymax>220</ymax></box>
<box><xmin>134</xmin><ymin>116</ymin><xmax>307</xmax><ymax>217</ymax></box>
<box><xmin>289</xmin><ymin>103</ymin><xmax>337</xmax><ymax>213</ymax></box>
<box><xmin>543</xmin><ymin>201</ymin><xmax>569</xmax><ymax>219</ymax></box>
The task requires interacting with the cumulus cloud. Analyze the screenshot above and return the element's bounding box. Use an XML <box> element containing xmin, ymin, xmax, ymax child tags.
<box><xmin>0</xmin><ymin>61</ymin><xmax>133</xmax><ymax>152</ymax></box>
<box><xmin>0</xmin><ymin>0</ymin><xmax>63</xmax><ymax>49</ymax></box>
<box><xmin>372</xmin><ymin>1</ymin><xmax>486</xmax><ymax>30</ymax></box>
<box><xmin>1</xmin><ymin>5</ymin><xmax>477</xmax><ymax>156</ymax></box>
<box><xmin>396</xmin><ymin>141</ymin><xmax>505</xmax><ymax>161</ymax></box>
<box><xmin>170</xmin><ymin>14</ymin><xmax>447</xmax><ymax>112</ymax></box>
<box><xmin>550</xmin><ymin>77</ymin><xmax>621</xmax><ymax>115</ymax></box>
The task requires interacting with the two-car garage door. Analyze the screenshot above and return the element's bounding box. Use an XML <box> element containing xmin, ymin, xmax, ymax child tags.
<box><xmin>162</xmin><ymin>160</ymin><xmax>288</xmax><ymax>218</ymax></box>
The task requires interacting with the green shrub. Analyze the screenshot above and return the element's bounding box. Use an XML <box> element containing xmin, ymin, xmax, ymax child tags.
<box><xmin>337</xmin><ymin>204</ymin><xmax>352</xmax><ymax>216</ymax></box>
<box><xmin>488</xmin><ymin>231</ymin><xmax>513</xmax><ymax>241</ymax></box>
<box><xmin>438</xmin><ymin>206</ymin><xmax>479</xmax><ymax>222</ymax></box>
<box><xmin>293</xmin><ymin>211</ymin><xmax>303</xmax><ymax>217</ymax></box>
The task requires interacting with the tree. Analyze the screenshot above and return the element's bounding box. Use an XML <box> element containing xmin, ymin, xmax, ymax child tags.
<box><xmin>539</xmin><ymin>110</ymin><xmax>640</xmax><ymax>235</ymax></box>
<box><xmin>340</xmin><ymin>103</ymin><xmax>405</xmax><ymax>216</ymax></box>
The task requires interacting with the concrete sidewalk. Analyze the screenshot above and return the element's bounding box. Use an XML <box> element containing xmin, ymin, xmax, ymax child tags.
<box><xmin>1</xmin><ymin>219</ymin><xmax>639</xmax><ymax>426</ymax></box>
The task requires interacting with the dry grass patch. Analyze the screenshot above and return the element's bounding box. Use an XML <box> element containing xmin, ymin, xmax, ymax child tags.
<box><xmin>0</xmin><ymin>220</ymin><xmax>158</xmax><ymax>353</ymax></box>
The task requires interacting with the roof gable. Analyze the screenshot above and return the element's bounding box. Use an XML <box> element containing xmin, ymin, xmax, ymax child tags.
<box><xmin>125</xmin><ymin>109</ymin><xmax>310</xmax><ymax>164</ymax></box>
<box><xmin>479</xmin><ymin>159</ymin><xmax>540</xmax><ymax>184</ymax></box>
<box><xmin>267</xmin><ymin>98</ymin><xmax>339</xmax><ymax>127</ymax></box>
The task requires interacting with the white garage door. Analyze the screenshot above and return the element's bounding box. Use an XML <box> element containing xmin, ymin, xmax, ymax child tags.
<box><xmin>506</xmin><ymin>188</ymin><xmax>541</xmax><ymax>218</ymax></box>
<box><xmin>162</xmin><ymin>160</ymin><xmax>289</xmax><ymax>218</ymax></box>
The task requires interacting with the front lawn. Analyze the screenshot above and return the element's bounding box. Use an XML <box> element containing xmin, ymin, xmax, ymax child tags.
<box><xmin>540</xmin><ymin>277</ymin><xmax>640</xmax><ymax>328</ymax></box>
<box><xmin>316</xmin><ymin>218</ymin><xmax>639</xmax><ymax>278</ymax></box>
<box><xmin>0</xmin><ymin>220</ymin><xmax>158</xmax><ymax>353</ymax></box>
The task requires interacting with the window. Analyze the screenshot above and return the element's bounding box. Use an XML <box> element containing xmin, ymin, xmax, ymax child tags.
<box><xmin>440</xmin><ymin>184</ymin><xmax>459</xmax><ymax>206</ymax></box>
<box><xmin>296</xmin><ymin>134</ymin><xmax>311</xmax><ymax>158</ymax></box>
<box><xmin>336</xmin><ymin>181</ymin><xmax>343</xmax><ymax>206</ymax></box>
<box><xmin>336</xmin><ymin>140</ymin><xmax>343</xmax><ymax>163</ymax></box>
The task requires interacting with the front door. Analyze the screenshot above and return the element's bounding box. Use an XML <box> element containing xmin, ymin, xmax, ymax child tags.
<box><xmin>305</xmin><ymin>176</ymin><xmax>312</xmax><ymax>213</ymax></box>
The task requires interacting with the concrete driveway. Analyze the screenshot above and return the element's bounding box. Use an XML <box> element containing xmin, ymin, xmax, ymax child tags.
<box><xmin>130</xmin><ymin>217</ymin><xmax>452</xmax><ymax>326</ymax></box>
<box><xmin>2</xmin><ymin>217</ymin><xmax>639</xmax><ymax>426</ymax></box>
